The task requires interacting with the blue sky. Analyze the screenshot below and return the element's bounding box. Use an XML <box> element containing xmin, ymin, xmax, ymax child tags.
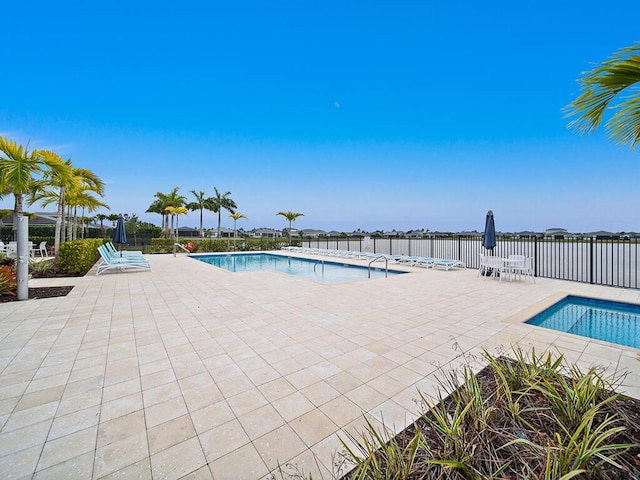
<box><xmin>2</xmin><ymin>1</ymin><xmax>639</xmax><ymax>233</ymax></box>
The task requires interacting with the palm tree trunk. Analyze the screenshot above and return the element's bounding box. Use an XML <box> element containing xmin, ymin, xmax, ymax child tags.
<box><xmin>199</xmin><ymin>208</ymin><xmax>204</xmax><ymax>238</ymax></box>
<box><xmin>11</xmin><ymin>195</ymin><xmax>21</xmax><ymax>239</ymax></box>
<box><xmin>72</xmin><ymin>207</ymin><xmax>78</xmax><ymax>240</ymax></box>
<box><xmin>66</xmin><ymin>205</ymin><xmax>73</xmax><ymax>240</ymax></box>
<box><xmin>81</xmin><ymin>207</ymin><xmax>86</xmax><ymax>238</ymax></box>
<box><xmin>54</xmin><ymin>186</ymin><xmax>65</xmax><ymax>259</ymax></box>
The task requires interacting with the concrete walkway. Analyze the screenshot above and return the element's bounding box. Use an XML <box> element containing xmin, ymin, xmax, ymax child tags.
<box><xmin>1</xmin><ymin>253</ymin><xmax>638</xmax><ymax>479</ymax></box>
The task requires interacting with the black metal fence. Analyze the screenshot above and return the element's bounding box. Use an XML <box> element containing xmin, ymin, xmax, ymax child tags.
<box><xmin>301</xmin><ymin>235</ymin><xmax>640</xmax><ymax>289</ymax></box>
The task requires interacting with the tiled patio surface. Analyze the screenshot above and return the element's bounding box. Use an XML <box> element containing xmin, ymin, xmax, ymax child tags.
<box><xmin>1</xmin><ymin>252</ymin><xmax>639</xmax><ymax>479</ymax></box>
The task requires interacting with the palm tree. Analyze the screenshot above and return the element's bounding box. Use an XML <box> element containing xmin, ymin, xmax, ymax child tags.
<box><xmin>147</xmin><ymin>187</ymin><xmax>186</xmax><ymax>237</ymax></box>
<box><xmin>209</xmin><ymin>187</ymin><xmax>237</xmax><ymax>238</ymax></box>
<box><xmin>164</xmin><ymin>206</ymin><xmax>177</xmax><ymax>238</ymax></box>
<box><xmin>33</xmin><ymin>160</ymin><xmax>107</xmax><ymax>244</ymax></box>
<box><xmin>277</xmin><ymin>211</ymin><xmax>304</xmax><ymax>245</ymax></box>
<box><xmin>0</xmin><ymin>137</ymin><xmax>72</xmax><ymax>299</ymax></box>
<box><xmin>95</xmin><ymin>213</ymin><xmax>109</xmax><ymax>237</ymax></box>
<box><xmin>174</xmin><ymin>206</ymin><xmax>188</xmax><ymax>239</ymax></box>
<box><xmin>61</xmin><ymin>166</ymin><xmax>106</xmax><ymax>241</ymax></box>
<box><xmin>32</xmin><ymin>152</ymin><xmax>78</xmax><ymax>254</ymax></box>
<box><xmin>566</xmin><ymin>42</ymin><xmax>640</xmax><ymax>149</ymax></box>
<box><xmin>187</xmin><ymin>190</ymin><xmax>213</xmax><ymax>238</ymax></box>
<box><xmin>107</xmin><ymin>214</ymin><xmax>120</xmax><ymax>234</ymax></box>
<box><xmin>229</xmin><ymin>211</ymin><xmax>247</xmax><ymax>249</ymax></box>
<box><xmin>67</xmin><ymin>187</ymin><xmax>108</xmax><ymax>239</ymax></box>
<box><xmin>0</xmin><ymin>137</ymin><xmax>71</xmax><ymax>222</ymax></box>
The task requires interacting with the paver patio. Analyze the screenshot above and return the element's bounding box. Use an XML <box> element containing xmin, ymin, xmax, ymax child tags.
<box><xmin>1</xmin><ymin>252</ymin><xmax>638</xmax><ymax>479</ymax></box>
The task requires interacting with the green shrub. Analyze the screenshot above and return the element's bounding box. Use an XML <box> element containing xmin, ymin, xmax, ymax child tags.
<box><xmin>150</xmin><ymin>238</ymin><xmax>174</xmax><ymax>254</ymax></box>
<box><xmin>29</xmin><ymin>258</ymin><xmax>58</xmax><ymax>278</ymax></box>
<box><xmin>58</xmin><ymin>239</ymin><xmax>103</xmax><ymax>275</ymax></box>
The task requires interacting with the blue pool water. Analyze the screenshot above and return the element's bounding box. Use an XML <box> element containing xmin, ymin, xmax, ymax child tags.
<box><xmin>526</xmin><ymin>295</ymin><xmax>640</xmax><ymax>349</ymax></box>
<box><xmin>192</xmin><ymin>253</ymin><xmax>405</xmax><ymax>284</ymax></box>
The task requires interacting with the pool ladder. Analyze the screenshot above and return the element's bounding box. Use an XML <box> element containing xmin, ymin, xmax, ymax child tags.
<box><xmin>313</xmin><ymin>260</ymin><xmax>325</xmax><ymax>274</ymax></box>
<box><xmin>368</xmin><ymin>255</ymin><xmax>389</xmax><ymax>278</ymax></box>
<box><xmin>173</xmin><ymin>242</ymin><xmax>191</xmax><ymax>257</ymax></box>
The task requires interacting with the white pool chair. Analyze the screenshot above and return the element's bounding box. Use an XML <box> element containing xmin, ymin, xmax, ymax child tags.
<box><xmin>106</xmin><ymin>242</ymin><xmax>145</xmax><ymax>257</ymax></box>
<box><xmin>433</xmin><ymin>258</ymin><xmax>466</xmax><ymax>271</ymax></box>
<box><xmin>412</xmin><ymin>257</ymin><xmax>436</xmax><ymax>268</ymax></box>
<box><xmin>96</xmin><ymin>245</ymin><xmax>150</xmax><ymax>275</ymax></box>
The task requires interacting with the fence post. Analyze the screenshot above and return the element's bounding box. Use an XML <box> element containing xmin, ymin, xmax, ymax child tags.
<box><xmin>458</xmin><ymin>235</ymin><xmax>461</xmax><ymax>260</ymax></box>
<box><xmin>589</xmin><ymin>238</ymin><xmax>594</xmax><ymax>284</ymax></box>
<box><xmin>534</xmin><ymin>236</ymin><xmax>538</xmax><ymax>277</ymax></box>
<box><xmin>389</xmin><ymin>237</ymin><xmax>393</xmax><ymax>255</ymax></box>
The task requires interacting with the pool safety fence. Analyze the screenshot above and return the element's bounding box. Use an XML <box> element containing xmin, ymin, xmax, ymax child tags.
<box><xmin>299</xmin><ymin>234</ymin><xmax>640</xmax><ymax>289</ymax></box>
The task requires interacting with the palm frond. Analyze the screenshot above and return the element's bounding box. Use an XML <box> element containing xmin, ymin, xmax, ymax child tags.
<box><xmin>566</xmin><ymin>42</ymin><xmax>640</xmax><ymax>149</ymax></box>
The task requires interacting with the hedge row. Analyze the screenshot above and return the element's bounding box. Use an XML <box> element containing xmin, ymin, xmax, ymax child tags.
<box><xmin>58</xmin><ymin>239</ymin><xmax>104</xmax><ymax>275</ymax></box>
<box><xmin>150</xmin><ymin>237</ymin><xmax>290</xmax><ymax>253</ymax></box>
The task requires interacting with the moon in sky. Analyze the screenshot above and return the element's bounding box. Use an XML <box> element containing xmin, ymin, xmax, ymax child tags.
<box><xmin>334</xmin><ymin>102</ymin><xmax>340</xmax><ymax>108</ymax></box>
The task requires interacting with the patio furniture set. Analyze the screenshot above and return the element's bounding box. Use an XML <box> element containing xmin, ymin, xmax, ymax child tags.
<box><xmin>478</xmin><ymin>253</ymin><xmax>535</xmax><ymax>282</ymax></box>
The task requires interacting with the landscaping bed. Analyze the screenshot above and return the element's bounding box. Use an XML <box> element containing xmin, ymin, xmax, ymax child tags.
<box><xmin>339</xmin><ymin>349</ymin><xmax>640</xmax><ymax>479</ymax></box>
<box><xmin>0</xmin><ymin>285</ymin><xmax>74</xmax><ymax>303</ymax></box>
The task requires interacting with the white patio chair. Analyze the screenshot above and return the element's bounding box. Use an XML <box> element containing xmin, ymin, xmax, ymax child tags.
<box><xmin>507</xmin><ymin>254</ymin><xmax>525</xmax><ymax>280</ymax></box>
<box><xmin>484</xmin><ymin>256</ymin><xmax>505</xmax><ymax>281</ymax></box>
<box><xmin>512</xmin><ymin>257</ymin><xmax>535</xmax><ymax>283</ymax></box>
<box><xmin>478</xmin><ymin>253</ymin><xmax>488</xmax><ymax>277</ymax></box>
<box><xmin>38</xmin><ymin>241</ymin><xmax>49</xmax><ymax>257</ymax></box>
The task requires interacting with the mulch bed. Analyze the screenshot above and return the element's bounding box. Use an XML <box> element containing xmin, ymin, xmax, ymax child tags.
<box><xmin>0</xmin><ymin>286</ymin><xmax>74</xmax><ymax>303</ymax></box>
<box><xmin>342</xmin><ymin>360</ymin><xmax>640</xmax><ymax>479</ymax></box>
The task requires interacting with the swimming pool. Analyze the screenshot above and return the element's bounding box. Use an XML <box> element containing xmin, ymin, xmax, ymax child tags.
<box><xmin>192</xmin><ymin>253</ymin><xmax>405</xmax><ymax>284</ymax></box>
<box><xmin>526</xmin><ymin>295</ymin><xmax>640</xmax><ymax>349</ymax></box>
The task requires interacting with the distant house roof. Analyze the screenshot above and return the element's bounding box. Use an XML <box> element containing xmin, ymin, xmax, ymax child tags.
<box><xmin>301</xmin><ymin>229</ymin><xmax>326</xmax><ymax>237</ymax></box>
<box><xmin>251</xmin><ymin>228</ymin><xmax>282</xmax><ymax>237</ymax></box>
<box><xmin>1</xmin><ymin>212</ymin><xmax>57</xmax><ymax>226</ymax></box>
<box><xmin>585</xmin><ymin>230</ymin><xmax>615</xmax><ymax>237</ymax></box>
<box><xmin>1</xmin><ymin>212</ymin><xmax>100</xmax><ymax>228</ymax></box>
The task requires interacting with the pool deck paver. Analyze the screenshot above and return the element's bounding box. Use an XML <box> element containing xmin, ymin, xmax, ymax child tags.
<box><xmin>1</xmin><ymin>252</ymin><xmax>639</xmax><ymax>479</ymax></box>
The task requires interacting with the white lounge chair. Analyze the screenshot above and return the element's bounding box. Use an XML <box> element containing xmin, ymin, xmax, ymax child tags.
<box><xmin>412</xmin><ymin>257</ymin><xmax>436</xmax><ymax>268</ymax></box>
<box><xmin>432</xmin><ymin>258</ymin><xmax>465</xmax><ymax>271</ymax></box>
<box><xmin>106</xmin><ymin>242</ymin><xmax>145</xmax><ymax>258</ymax></box>
<box><xmin>96</xmin><ymin>245</ymin><xmax>150</xmax><ymax>275</ymax></box>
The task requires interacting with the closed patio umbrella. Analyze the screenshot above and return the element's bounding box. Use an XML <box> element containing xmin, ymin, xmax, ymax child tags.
<box><xmin>481</xmin><ymin>210</ymin><xmax>497</xmax><ymax>276</ymax></box>
<box><xmin>112</xmin><ymin>215</ymin><xmax>127</xmax><ymax>255</ymax></box>
<box><xmin>482</xmin><ymin>210</ymin><xmax>496</xmax><ymax>252</ymax></box>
